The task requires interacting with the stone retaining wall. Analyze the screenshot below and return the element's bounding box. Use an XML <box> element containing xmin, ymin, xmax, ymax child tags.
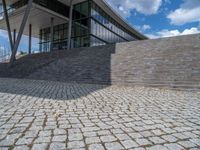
<box><xmin>111</xmin><ymin>34</ymin><xmax>200</xmax><ymax>88</ymax></box>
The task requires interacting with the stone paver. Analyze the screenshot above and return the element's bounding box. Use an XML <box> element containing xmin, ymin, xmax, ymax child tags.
<box><xmin>0</xmin><ymin>78</ymin><xmax>200</xmax><ymax>150</ymax></box>
<box><xmin>88</xmin><ymin>144</ymin><xmax>105</xmax><ymax>150</ymax></box>
<box><xmin>164</xmin><ymin>143</ymin><xmax>184</xmax><ymax>150</ymax></box>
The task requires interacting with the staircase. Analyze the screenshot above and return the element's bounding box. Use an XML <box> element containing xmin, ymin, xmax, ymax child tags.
<box><xmin>28</xmin><ymin>45</ymin><xmax>115</xmax><ymax>84</ymax></box>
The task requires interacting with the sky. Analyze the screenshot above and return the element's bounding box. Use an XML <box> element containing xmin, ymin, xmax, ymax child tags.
<box><xmin>107</xmin><ymin>0</ymin><xmax>200</xmax><ymax>38</ymax></box>
<box><xmin>0</xmin><ymin>0</ymin><xmax>200</xmax><ymax>53</ymax></box>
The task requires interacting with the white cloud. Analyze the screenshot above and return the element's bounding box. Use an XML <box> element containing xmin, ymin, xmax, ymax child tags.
<box><xmin>107</xmin><ymin>0</ymin><xmax>162</xmax><ymax>18</ymax></box>
<box><xmin>158</xmin><ymin>27</ymin><xmax>200</xmax><ymax>37</ymax></box>
<box><xmin>167</xmin><ymin>0</ymin><xmax>200</xmax><ymax>25</ymax></box>
<box><xmin>146</xmin><ymin>34</ymin><xmax>160</xmax><ymax>39</ymax></box>
<box><xmin>0</xmin><ymin>46</ymin><xmax>5</xmax><ymax>50</ymax></box>
<box><xmin>142</xmin><ymin>24</ymin><xmax>151</xmax><ymax>31</ymax></box>
<box><xmin>135</xmin><ymin>24</ymin><xmax>151</xmax><ymax>32</ymax></box>
<box><xmin>146</xmin><ymin>27</ymin><xmax>200</xmax><ymax>39</ymax></box>
<box><xmin>0</xmin><ymin>30</ymin><xmax>8</xmax><ymax>39</ymax></box>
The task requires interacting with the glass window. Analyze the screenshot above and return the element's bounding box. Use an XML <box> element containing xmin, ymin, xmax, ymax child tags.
<box><xmin>39</xmin><ymin>0</ymin><xmax>138</xmax><ymax>50</ymax></box>
<box><xmin>90</xmin><ymin>35</ymin><xmax>105</xmax><ymax>47</ymax></box>
<box><xmin>81</xmin><ymin>2</ymin><xmax>89</xmax><ymax>17</ymax></box>
<box><xmin>90</xmin><ymin>1</ymin><xmax>138</xmax><ymax>44</ymax></box>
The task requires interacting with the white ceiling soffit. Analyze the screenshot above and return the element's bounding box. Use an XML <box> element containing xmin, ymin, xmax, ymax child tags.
<box><xmin>0</xmin><ymin>3</ymin><xmax>68</xmax><ymax>38</ymax></box>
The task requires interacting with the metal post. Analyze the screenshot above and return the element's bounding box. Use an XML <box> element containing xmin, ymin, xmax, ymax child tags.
<box><xmin>67</xmin><ymin>0</ymin><xmax>73</xmax><ymax>50</ymax></box>
<box><xmin>50</xmin><ymin>17</ymin><xmax>54</xmax><ymax>51</ymax></box>
<box><xmin>2</xmin><ymin>0</ymin><xmax>13</xmax><ymax>51</ymax></box>
<box><xmin>9</xmin><ymin>0</ymin><xmax>33</xmax><ymax>67</ymax></box>
<box><xmin>29</xmin><ymin>24</ymin><xmax>32</xmax><ymax>54</ymax></box>
<box><xmin>13</xmin><ymin>29</ymin><xmax>16</xmax><ymax>60</ymax></box>
<box><xmin>13</xmin><ymin>29</ymin><xmax>16</xmax><ymax>44</ymax></box>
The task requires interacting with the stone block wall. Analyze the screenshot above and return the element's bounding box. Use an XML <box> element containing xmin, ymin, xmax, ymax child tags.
<box><xmin>111</xmin><ymin>34</ymin><xmax>200</xmax><ymax>88</ymax></box>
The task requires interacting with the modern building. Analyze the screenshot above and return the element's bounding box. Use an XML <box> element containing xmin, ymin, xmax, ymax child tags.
<box><xmin>0</xmin><ymin>0</ymin><xmax>147</xmax><ymax>54</ymax></box>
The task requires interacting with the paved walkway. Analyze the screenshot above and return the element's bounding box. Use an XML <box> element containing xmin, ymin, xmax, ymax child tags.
<box><xmin>0</xmin><ymin>78</ymin><xmax>200</xmax><ymax>150</ymax></box>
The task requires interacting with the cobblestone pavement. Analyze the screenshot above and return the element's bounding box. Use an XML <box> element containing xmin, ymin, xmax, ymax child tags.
<box><xmin>0</xmin><ymin>78</ymin><xmax>200</xmax><ymax>150</ymax></box>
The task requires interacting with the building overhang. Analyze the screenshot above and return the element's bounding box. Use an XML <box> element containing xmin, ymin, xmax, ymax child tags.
<box><xmin>0</xmin><ymin>0</ymin><xmax>148</xmax><ymax>40</ymax></box>
<box><xmin>57</xmin><ymin>0</ymin><xmax>148</xmax><ymax>40</ymax></box>
<box><xmin>0</xmin><ymin>3</ymin><xmax>68</xmax><ymax>38</ymax></box>
<box><xmin>0</xmin><ymin>0</ymin><xmax>85</xmax><ymax>6</ymax></box>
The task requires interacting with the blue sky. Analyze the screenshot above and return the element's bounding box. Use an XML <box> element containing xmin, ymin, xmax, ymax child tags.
<box><xmin>107</xmin><ymin>0</ymin><xmax>200</xmax><ymax>38</ymax></box>
<box><xmin>0</xmin><ymin>0</ymin><xmax>200</xmax><ymax>52</ymax></box>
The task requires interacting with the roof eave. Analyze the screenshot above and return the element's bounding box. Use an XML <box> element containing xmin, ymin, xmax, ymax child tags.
<box><xmin>97</xmin><ymin>0</ymin><xmax>148</xmax><ymax>40</ymax></box>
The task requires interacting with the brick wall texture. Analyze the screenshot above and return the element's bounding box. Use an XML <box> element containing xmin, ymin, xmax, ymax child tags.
<box><xmin>111</xmin><ymin>34</ymin><xmax>200</xmax><ymax>88</ymax></box>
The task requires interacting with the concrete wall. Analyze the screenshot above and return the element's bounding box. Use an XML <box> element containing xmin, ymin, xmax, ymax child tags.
<box><xmin>28</xmin><ymin>34</ymin><xmax>200</xmax><ymax>89</ymax></box>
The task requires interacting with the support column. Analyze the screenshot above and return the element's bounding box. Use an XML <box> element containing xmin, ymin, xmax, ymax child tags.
<box><xmin>67</xmin><ymin>0</ymin><xmax>73</xmax><ymax>50</ymax></box>
<box><xmin>29</xmin><ymin>24</ymin><xmax>32</xmax><ymax>54</ymax></box>
<box><xmin>2</xmin><ymin>0</ymin><xmax>13</xmax><ymax>51</ymax></box>
<box><xmin>9</xmin><ymin>0</ymin><xmax>33</xmax><ymax>67</ymax></box>
<box><xmin>50</xmin><ymin>17</ymin><xmax>54</xmax><ymax>51</ymax></box>
<box><xmin>13</xmin><ymin>29</ymin><xmax>16</xmax><ymax>45</ymax></box>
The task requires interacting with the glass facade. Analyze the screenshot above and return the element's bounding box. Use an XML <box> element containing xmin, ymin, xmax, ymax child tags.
<box><xmin>71</xmin><ymin>1</ymin><xmax>90</xmax><ymax>48</ymax></box>
<box><xmin>90</xmin><ymin>1</ymin><xmax>137</xmax><ymax>45</ymax></box>
<box><xmin>39</xmin><ymin>0</ymin><xmax>141</xmax><ymax>52</ymax></box>
<box><xmin>39</xmin><ymin>24</ymin><xmax>68</xmax><ymax>52</ymax></box>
